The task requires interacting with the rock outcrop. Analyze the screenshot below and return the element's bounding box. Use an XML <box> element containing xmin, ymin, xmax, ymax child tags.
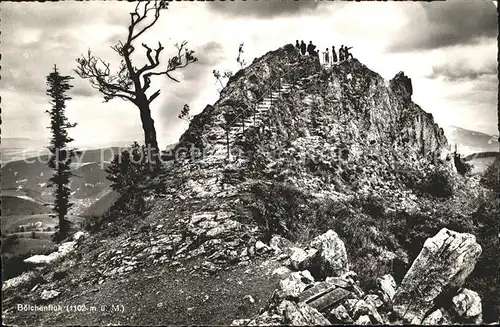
<box><xmin>239</xmin><ymin>228</ymin><xmax>483</xmax><ymax>326</ymax></box>
<box><xmin>392</xmin><ymin>228</ymin><xmax>482</xmax><ymax>324</ymax></box>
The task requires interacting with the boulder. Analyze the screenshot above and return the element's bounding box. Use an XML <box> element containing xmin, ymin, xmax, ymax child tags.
<box><xmin>308</xmin><ymin>287</ymin><xmax>354</xmax><ymax>313</ymax></box>
<box><xmin>309</xmin><ymin>230</ymin><xmax>349</xmax><ymax>277</ymax></box>
<box><xmin>3</xmin><ymin>271</ymin><xmax>42</xmax><ymax>291</ymax></box>
<box><xmin>289</xmin><ymin>247</ymin><xmax>318</xmax><ymax>271</ymax></box>
<box><xmin>393</xmin><ymin>228</ymin><xmax>482</xmax><ymax>324</ymax></box>
<box><xmin>24</xmin><ymin>253</ymin><xmax>61</xmax><ymax>265</ymax></box>
<box><xmin>355</xmin><ymin>315</ymin><xmax>371</xmax><ymax>325</ymax></box>
<box><xmin>364</xmin><ymin>294</ymin><xmax>383</xmax><ymax>309</ymax></box>
<box><xmin>421</xmin><ymin>309</ymin><xmax>445</xmax><ymax>325</ymax></box>
<box><xmin>279</xmin><ymin>270</ymin><xmax>315</xmax><ymax>298</ymax></box>
<box><xmin>298</xmin><ymin>281</ymin><xmax>337</xmax><ymax>303</ymax></box>
<box><xmin>351</xmin><ymin>299</ymin><xmax>383</xmax><ymax>323</ymax></box>
<box><xmin>329</xmin><ymin>304</ymin><xmax>353</xmax><ymax>323</ymax></box>
<box><xmin>269</xmin><ymin>235</ymin><xmax>292</xmax><ymax>254</ymax></box>
<box><xmin>376</xmin><ymin>274</ymin><xmax>396</xmax><ymax>304</ymax></box>
<box><xmin>40</xmin><ymin>289</ymin><xmax>60</xmax><ymax>301</ymax></box>
<box><xmin>254</xmin><ymin>241</ymin><xmax>267</xmax><ymax>252</ymax></box>
<box><xmin>325</xmin><ymin>276</ymin><xmax>351</xmax><ymax>288</ymax></box>
<box><xmin>451</xmin><ymin>288</ymin><xmax>482</xmax><ymax>322</ymax></box>
<box><xmin>279</xmin><ymin>300</ymin><xmax>331</xmax><ymax>325</ymax></box>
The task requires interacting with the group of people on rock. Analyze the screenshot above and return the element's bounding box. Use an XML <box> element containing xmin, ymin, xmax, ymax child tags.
<box><xmin>296</xmin><ymin>40</ymin><xmax>320</xmax><ymax>58</ymax></box>
<box><xmin>295</xmin><ymin>40</ymin><xmax>353</xmax><ymax>65</ymax></box>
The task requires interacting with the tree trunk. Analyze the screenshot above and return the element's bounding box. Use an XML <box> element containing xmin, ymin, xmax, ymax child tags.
<box><xmin>140</xmin><ymin>107</ymin><xmax>159</xmax><ymax>150</ymax></box>
<box><xmin>136</xmin><ymin>97</ymin><xmax>159</xmax><ymax>169</ymax></box>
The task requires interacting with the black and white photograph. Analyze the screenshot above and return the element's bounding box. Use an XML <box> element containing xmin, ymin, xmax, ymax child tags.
<box><xmin>1</xmin><ymin>0</ymin><xmax>499</xmax><ymax>325</ymax></box>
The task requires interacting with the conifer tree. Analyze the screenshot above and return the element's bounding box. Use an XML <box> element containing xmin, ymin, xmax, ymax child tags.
<box><xmin>46</xmin><ymin>65</ymin><xmax>78</xmax><ymax>243</ymax></box>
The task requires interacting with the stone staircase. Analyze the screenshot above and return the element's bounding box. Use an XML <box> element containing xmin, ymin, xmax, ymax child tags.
<box><xmin>228</xmin><ymin>82</ymin><xmax>293</xmax><ymax>142</ymax></box>
<box><xmin>199</xmin><ymin>81</ymin><xmax>295</xmax><ymax>166</ymax></box>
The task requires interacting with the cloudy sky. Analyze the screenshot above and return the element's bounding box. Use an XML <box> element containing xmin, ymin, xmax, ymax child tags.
<box><xmin>1</xmin><ymin>0</ymin><xmax>498</xmax><ymax>149</ymax></box>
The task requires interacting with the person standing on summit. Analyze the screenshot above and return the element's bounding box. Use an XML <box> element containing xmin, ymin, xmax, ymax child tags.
<box><xmin>345</xmin><ymin>46</ymin><xmax>353</xmax><ymax>59</ymax></box>
<box><xmin>332</xmin><ymin>46</ymin><xmax>338</xmax><ymax>63</ymax></box>
<box><xmin>324</xmin><ymin>48</ymin><xmax>330</xmax><ymax>65</ymax></box>
<box><xmin>307</xmin><ymin>41</ymin><xmax>314</xmax><ymax>56</ymax></box>
<box><xmin>295</xmin><ymin>40</ymin><xmax>300</xmax><ymax>51</ymax></box>
<box><xmin>300</xmin><ymin>40</ymin><xmax>306</xmax><ymax>56</ymax></box>
<box><xmin>339</xmin><ymin>45</ymin><xmax>345</xmax><ymax>61</ymax></box>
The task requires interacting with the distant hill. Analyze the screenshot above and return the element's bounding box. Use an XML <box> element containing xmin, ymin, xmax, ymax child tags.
<box><xmin>1</xmin><ymin>144</ymin><xmax>174</xmax><ymax>216</ymax></box>
<box><xmin>441</xmin><ymin>125</ymin><xmax>498</xmax><ymax>156</ymax></box>
<box><xmin>1</xmin><ymin>138</ymin><xmax>49</xmax><ymax>164</ymax></box>
<box><xmin>0</xmin><ymin>149</ymin><xmax>118</xmax><ymax>216</ymax></box>
<box><xmin>1</xmin><ymin>196</ymin><xmax>51</xmax><ymax>217</ymax></box>
<box><xmin>462</xmin><ymin>151</ymin><xmax>499</xmax><ymax>175</ymax></box>
<box><xmin>464</xmin><ymin>151</ymin><xmax>499</xmax><ymax>161</ymax></box>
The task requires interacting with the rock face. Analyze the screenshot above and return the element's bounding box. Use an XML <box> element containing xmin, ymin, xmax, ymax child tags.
<box><xmin>390</xmin><ymin>71</ymin><xmax>413</xmax><ymax>101</ymax></box>
<box><xmin>393</xmin><ymin>228</ymin><xmax>482</xmax><ymax>324</ymax></box>
<box><xmin>169</xmin><ymin>44</ymin><xmax>451</xmax><ymax>206</ymax></box>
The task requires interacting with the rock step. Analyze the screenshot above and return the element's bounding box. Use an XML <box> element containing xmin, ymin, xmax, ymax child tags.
<box><xmin>299</xmin><ymin>282</ymin><xmax>338</xmax><ymax>304</ymax></box>
<box><xmin>308</xmin><ymin>287</ymin><xmax>353</xmax><ymax>313</ymax></box>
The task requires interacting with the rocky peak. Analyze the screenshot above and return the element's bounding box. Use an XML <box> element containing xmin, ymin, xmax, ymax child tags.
<box><xmin>178</xmin><ymin>44</ymin><xmax>450</xmax><ymax>174</ymax></box>
<box><xmin>390</xmin><ymin>71</ymin><xmax>413</xmax><ymax>101</ymax></box>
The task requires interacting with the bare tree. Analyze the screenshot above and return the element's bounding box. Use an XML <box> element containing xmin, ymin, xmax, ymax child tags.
<box><xmin>213</xmin><ymin>69</ymin><xmax>233</xmax><ymax>94</ymax></box>
<box><xmin>178</xmin><ymin>104</ymin><xmax>192</xmax><ymax>123</ymax></box>
<box><xmin>75</xmin><ymin>0</ymin><xmax>197</xmax><ymax>164</ymax></box>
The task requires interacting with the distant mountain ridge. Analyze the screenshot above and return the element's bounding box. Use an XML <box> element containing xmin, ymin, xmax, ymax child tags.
<box><xmin>441</xmin><ymin>125</ymin><xmax>498</xmax><ymax>156</ymax></box>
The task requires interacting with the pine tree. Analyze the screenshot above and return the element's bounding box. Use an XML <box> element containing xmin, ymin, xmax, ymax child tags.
<box><xmin>45</xmin><ymin>65</ymin><xmax>78</xmax><ymax>243</ymax></box>
<box><xmin>105</xmin><ymin>142</ymin><xmax>149</xmax><ymax>195</ymax></box>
